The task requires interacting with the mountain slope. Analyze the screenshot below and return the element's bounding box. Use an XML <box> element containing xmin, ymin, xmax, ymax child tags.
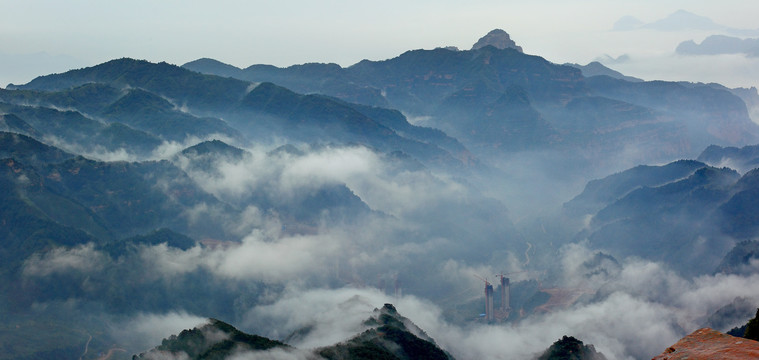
<box><xmin>102</xmin><ymin>88</ymin><xmax>243</xmax><ymax>142</ymax></box>
<box><xmin>571</xmin><ymin>160</ymin><xmax>752</xmax><ymax>275</ymax></box>
<box><xmin>564</xmin><ymin>160</ymin><xmax>708</xmax><ymax>216</ymax></box>
<box><xmin>585</xmin><ymin>76</ymin><xmax>759</xmax><ymax>149</ymax></box>
<box><xmin>17</xmin><ymin>58</ymin><xmax>251</xmax><ymax>110</ymax></box>
<box><xmin>134</xmin><ymin>318</ymin><xmax>288</xmax><ymax>360</ymax></box>
<box><xmin>233</xmin><ymin>82</ymin><xmax>465</xmax><ymax>168</ymax></box>
<box><xmin>134</xmin><ymin>304</ymin><xmax>453</xmax><ymax>360</ymax></box>
<box><xmin>182</xmin><ymin>36</ymin><xmax>758</xmax><ymax>166</ymax></box>
<box><xmin>17</xmin><ymin>58</ymin><xmax>467</xmax><ymax>169</ymax></box>
<box><xmin>698</xmin><ymin>144</ymin><xmax>759</xmax><ymax>173</ymax></box>
<box><xmin>0</xmin><ymin>131</ymin><xmax>74</xmax><ymax>166</ymax></box>
<box><xmin>317</xmin><ymin>304</ymin><xmax>453</xmax><ymax>360</ymax></box>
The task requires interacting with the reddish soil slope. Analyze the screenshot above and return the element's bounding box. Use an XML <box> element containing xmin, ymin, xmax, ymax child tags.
<box><xmin>652</xmin><ymin>328</ymin><xmax>759</xmax><ymax>360</ymax></box>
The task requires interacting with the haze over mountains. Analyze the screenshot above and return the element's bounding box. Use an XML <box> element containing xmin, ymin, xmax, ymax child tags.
<box><xmin>3</xmin><ymin>29</ymin><xmax>759</xmax><ymax>360</ymax></box>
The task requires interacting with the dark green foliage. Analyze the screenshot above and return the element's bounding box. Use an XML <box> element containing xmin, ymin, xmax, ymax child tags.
<box><xmin>318</xmin><ymin>304</ymin><xmax>453</xmax><ymax>360</ymax></box>
<box><xmin>136</xmin><ymin>318</ymin><xmax>287</xmax><ymax>360</ymax></box>
<box><xmin>728</xmin><ymin>324</ymin><xmax>747</xmax><ymax>337</ymax></box>
<box><xmin>745</xmin><ymin>309</ymin><xmax>759</xmax><ymax>341</ymax></box>
<box><xmin>727</xmin><ymin>307</ymin><xmax>759</xmax><ymax>339</ymax></box>
<box><xmin>537</xmin><ymin>336</ymin><xmax>607</xmax><ymax>360</ymax></box>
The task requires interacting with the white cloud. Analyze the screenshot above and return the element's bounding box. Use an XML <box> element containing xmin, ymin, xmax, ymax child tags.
<box><xmin>22</xmin><ymin>243</ymin><xmax>108</xmax><ymax>276</ymax></box>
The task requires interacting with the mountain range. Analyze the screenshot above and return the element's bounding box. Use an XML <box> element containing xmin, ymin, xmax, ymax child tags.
<box><xmin>2</xmin><ymin>29</ymin><xmax>759</xmax><ymax>359</ymax></box>
<box><xmin>134</xmin><ymin>304</ymin><xmax>453</xmax><ymax>360</ymax></box>
<box><xmin>182</xmin><ymin>43</ymin><xmax>758</xmax><ymax>166</ymax></box>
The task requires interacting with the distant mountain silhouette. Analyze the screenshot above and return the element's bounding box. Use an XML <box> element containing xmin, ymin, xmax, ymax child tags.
<box><xmin>182</xmin><ymin>33</ymin><xmax>758</xmax><ymax>164</ymax></box>
<box><xmin>677</xmin><ymin>35</ymin><xmax>759</xmax><ymax>57</ymax></box>
<box><xmin>565</xmin><ymin>61</ymin><xmax>642</xmax><ymax>82</ymax></box>
<box><xmin>613</xmin><ymin>10</ymin><xmax>759</xmax><ymax>36</ymax></box>
<box><xmin>698</xmin><ymin>144</ymin><xmax>759</xmax><ymax>173</ymax></box>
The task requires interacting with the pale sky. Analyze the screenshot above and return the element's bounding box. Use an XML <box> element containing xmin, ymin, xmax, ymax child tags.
<box><xmin>1</xmin><ymin>0</ymin><xmax>758</xmax><ymax>88</ymax></box>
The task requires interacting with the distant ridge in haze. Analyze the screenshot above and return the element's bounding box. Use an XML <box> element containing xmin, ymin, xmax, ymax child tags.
<box><xmin>613</xmin><ymin>9</ymin><xmax>759</xmax><ymax>36</ymax></box>
<box><xmin>565</xmin><ymin>61</ymin><xmax>642</xmax><ymax>82</ymax></box>
<box><xmin>677</xmin><ymin>35</ymin><xmax>759</xmax><ymax>57</ymax></box>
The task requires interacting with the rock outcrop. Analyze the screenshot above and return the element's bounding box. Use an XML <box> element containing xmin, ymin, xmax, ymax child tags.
<box><xmin>652</xmin><ymin>328</ymin><xmax>759</xmax><ymax>360</ymax></box>
<box><xmin>471</xmin><ymin>29</ymin><xmax>523</xmax><ymax>52</ymax></box>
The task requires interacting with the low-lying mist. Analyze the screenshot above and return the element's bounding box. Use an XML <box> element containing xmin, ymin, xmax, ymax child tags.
<box><xmin>16</xmin><ymin>136</ymin><xmax>759</xmax><ymax>359</ymax></box>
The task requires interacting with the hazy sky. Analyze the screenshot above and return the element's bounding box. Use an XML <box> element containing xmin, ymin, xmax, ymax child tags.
<box><xmin>1</xmin><ymin>0</ymin><xmax>758</xmax><ymax>88</ymax></box>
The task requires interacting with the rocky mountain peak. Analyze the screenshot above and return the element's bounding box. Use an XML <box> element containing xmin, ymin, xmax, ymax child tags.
<box><xmin>471</xmin><ymin>29</ymin><xmax>523</xmax><ymax>52</ymax></box>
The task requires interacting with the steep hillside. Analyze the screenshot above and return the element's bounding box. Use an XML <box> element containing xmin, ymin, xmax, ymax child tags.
<box><xmin>134</xmin><ymin>304</ymin><xmax>453</xmax><ymax>360</ymax></box>
<box><xmin>564</xmin><ymin>160</ymin><xmax>707</xmax><ymax>216</ymax></box>
<box><xmin>134</xmin><ymin>318</ymin><xmax>288</xmax><ymax>360</ymax></box>
<box><xmin>537</xmin><ymin>336</ymin><xmax>607</xmax><ymax>360</ymax></box>
<box><xmin>14</xmin><ymin>59</ymin><xmax>467</xmax><ymax>169</ymax></box>
<box><xmin>698</xmin><ymin>143</ymin><xmax>759</xmax><ymax>173</ymax></box>
<box><xmin>571</xmin><ymin>161</ymin><xmax>758</xmax><ymax>275</ymax></box>
<box><xmin>182</xmin><ymin>31</ymin><xmax>759</xmax><ymax>165</ymax></box>
<box><xmin>317</xmin><ymin>304</ymin><xmax>453</xmax><ymax>360</ymax></box>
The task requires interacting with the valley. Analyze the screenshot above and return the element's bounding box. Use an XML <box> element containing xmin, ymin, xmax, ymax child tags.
<box><xmin>2</xmin><ymin>27</ymin><xmax>759</xmax><ymax>360</ymax></box>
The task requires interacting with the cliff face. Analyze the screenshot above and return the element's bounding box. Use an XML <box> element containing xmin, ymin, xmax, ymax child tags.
<box><xmin>652</xmin><ymin>328</ymin><xmax>759</xmax><ymax>360</ymax></box>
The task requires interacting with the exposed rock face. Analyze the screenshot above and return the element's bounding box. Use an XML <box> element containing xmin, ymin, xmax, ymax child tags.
<box><xmin>652</xmin><ymin>328</ymin><xmax>759</xmax><ymax>360</ymax></box>
<box><xmin>471</xmin><ymin>29</ymin><xmax>523</xmax><ymax>52</ymax></box>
